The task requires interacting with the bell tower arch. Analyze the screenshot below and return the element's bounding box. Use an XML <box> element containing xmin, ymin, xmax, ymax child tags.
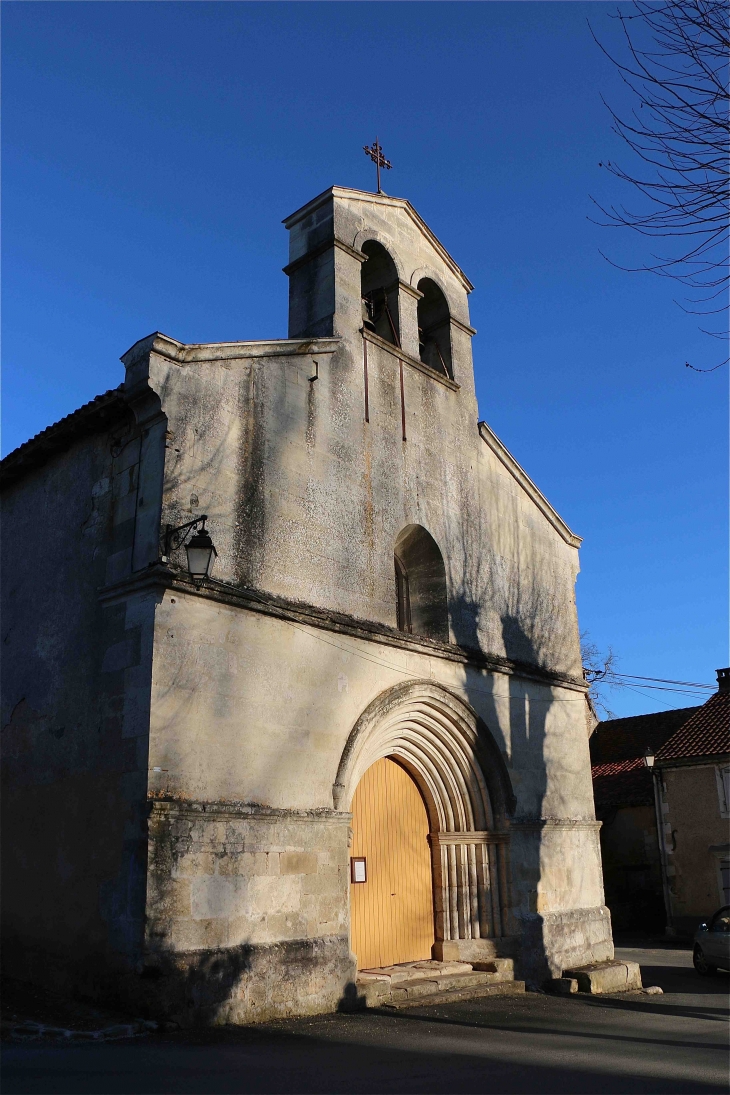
<box><xmin>282</xmin><ymin>187</ymin><xmax>476</xmax><ymax>394</ymax></box>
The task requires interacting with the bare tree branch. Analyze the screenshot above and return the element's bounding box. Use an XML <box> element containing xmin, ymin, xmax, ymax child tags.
<box><xmin>581</xmin><ymin>632</ymin><xmax>619</xmax><ymax>720</ymax></box>
<box><xmin>590</xmin><ymin>1</ymin><xmax>729</xmax><ymax>367</ymax></box>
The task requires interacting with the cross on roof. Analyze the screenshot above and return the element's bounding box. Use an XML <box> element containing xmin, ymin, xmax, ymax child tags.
<box><xmin>363</xmin><ymin>138</ymin><xmax>392</xmax><ymax>194</ymax></box>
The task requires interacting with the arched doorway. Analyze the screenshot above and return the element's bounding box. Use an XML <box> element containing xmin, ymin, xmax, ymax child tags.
<box><xmin>350</xmin><ymin>757</ymin><xmax>435</xmax><ymax>970</ymax></box>
<box><xmin>335</xmin><ymin>681</ymin><xmax>516</xmax><ymax>964</ymax></box>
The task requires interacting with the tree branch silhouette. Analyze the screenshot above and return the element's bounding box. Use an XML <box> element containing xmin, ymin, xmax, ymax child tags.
<box><xmin>590</xmin><ymin>1</ymin><xmax>729</xmax><ymax>369</ymax></box>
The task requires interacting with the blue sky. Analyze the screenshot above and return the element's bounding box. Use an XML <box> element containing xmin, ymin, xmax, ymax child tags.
<box><xmin>3</xmin><ymin>2</ymin><xmax>726</xmax><ymax>715</ymax></box>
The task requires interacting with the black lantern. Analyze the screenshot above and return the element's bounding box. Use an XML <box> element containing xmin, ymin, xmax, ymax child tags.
<box><xmin>163</xmin><ymin>515</ymin><xmax>217</xmax><ymax>583</ymax></box>
<box><xmin>185</xmin><ymin>526</ymin><xmax>217</xmax><ymax>581</ymax></box>
<box><xmin>643</xmin><ymin>746</ymin><xmax>655</xmax><ymax>769</ymax></box>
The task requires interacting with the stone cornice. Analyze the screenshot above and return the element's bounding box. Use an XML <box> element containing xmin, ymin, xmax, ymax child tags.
<box><xmin>282</xmin><ymin>237</ymin><xmax>366</xmax><ymax>277</ymax></box>
<box><xmin>511</xmin><ymin>818</ymin><xmax>602</xmax><ymax>831</ymax></box>
<box><xmin>362</xmin><ymin>329</ymin><xmax>460</xmax><ymax>391</ymax></box>
<box><xmin>478</xmin><ymin>421</ymin><xmax>582</xmax><ymax>549</ymax></box>
<box><xmin>398</xmin><ymin>280</ymin><xmax>424</xmax><ymax>301</ymax></box>
<box><xmin>121</xmin><ymin>331</ymin><xmax>340</xmax><ymax>369</ymax></box>
<box><xmin>148</xmin><ymin>798</ymin><xmax>351</xmax><ymax>824</ymax></box>
<box><xmin>450</xmin><ymin>315</ymin><xmax>477</xmax><ymax>337</ymax></box>
<box><xmin>98</xmin><ymin>566</ymin><xmax>588</xmax><ymax>694</ymax></box>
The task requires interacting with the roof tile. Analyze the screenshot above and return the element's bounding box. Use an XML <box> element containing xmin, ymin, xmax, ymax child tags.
<box><xmin>655</xmin><ymin>690</ymin><xmax>730</xmax><ymax>762</ymax></box>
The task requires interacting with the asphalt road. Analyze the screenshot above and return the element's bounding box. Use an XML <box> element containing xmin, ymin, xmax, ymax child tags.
<box><xmin>3</xmin><ymin>946</ymin><xmax>728</xmax><ymax>1094</ymax></box>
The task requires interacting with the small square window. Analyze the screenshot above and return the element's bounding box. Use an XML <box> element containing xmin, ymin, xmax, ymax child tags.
<box><xmin>351</xmin><ymin>857</ymin><xmax>367</xmax><ymax>883</ymax></box>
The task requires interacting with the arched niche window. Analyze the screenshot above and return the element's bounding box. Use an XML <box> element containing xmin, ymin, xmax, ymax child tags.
<box><xmin>394</xmin><ymin>525</ymin><xmax>449</xmax><ymax>642</ymax></box>
<box><xmin>417</xmin><ymin>278</ymin><xmax>452</xmax><ymax>378</ymax></box>
<box><xmin>361</xmin><ymin>240</ymin><xmax>400</xmax><ymax>347</ymax></box>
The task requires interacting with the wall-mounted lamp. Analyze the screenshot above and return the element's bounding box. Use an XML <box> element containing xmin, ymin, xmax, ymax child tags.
<box><xmin>162</xmin><ymin>515</ymin><xmax>217</xmax><ymax>582</ymax></box>
<box><xmin>643</xmin><ymin>746</ymin><xmax>655</xmax><ymax>769</ymax></box>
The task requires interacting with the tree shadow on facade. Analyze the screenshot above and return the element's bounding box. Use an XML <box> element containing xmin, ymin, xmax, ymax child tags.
<box><xmin>442</xmin><ymin>507</ymin><xmax>572</xmax><ymax>985</ymax></box>
<box><xmin>116</xmin><ymin>934</ymin><xmax>356</xmax><ymax>1028</ymax></box>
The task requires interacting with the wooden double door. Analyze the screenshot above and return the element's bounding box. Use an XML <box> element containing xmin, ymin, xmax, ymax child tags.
<box><xmin>350</xmin><ymin>757</ymin><xmax>435</xmax><ymax>970</ymax></box>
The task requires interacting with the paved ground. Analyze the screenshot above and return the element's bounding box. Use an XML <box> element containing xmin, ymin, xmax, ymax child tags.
<box><xmin>2</xmin><ymin>946</ymin><xmax>728</xmax><ymax>1094</ymax></box>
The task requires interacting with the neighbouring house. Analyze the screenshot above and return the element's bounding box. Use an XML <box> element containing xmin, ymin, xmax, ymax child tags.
<box><xmin>591</xmin><ymin>669</ymin><xmax>730</xmax><ymax>938</ymax></box>
<box><xmin>654</xmin><ymin>669</ymin><xmax>730</xmax><ymax>937</ymax></box>
<box><xmin>2</xmin><ymin>184</ymin><xmax>613</xmax><ymax>1025</ymax></box>
<box><xmin>590</xmin><ymin>706</ymin><xmax>700</xmax><ymax>933</ymax></box>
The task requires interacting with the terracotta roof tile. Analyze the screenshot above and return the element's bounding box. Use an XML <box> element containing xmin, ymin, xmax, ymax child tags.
<box><xmin>655</xmin><ymin>690</ymin><xmax>730</xmax><ymax>762</ymax></box>
<box><xmin>590</xmin><ymin>707</ymin><xmax>699</xmax><ymax>765</ymax></box>
<box><xmin>591</xmin><ymin>757</ymin><xmax>654</xmax><ymax>809</ymax></box>
<box><xmin>590</xmin><ymin>706</ymin><xmax>701</xmax><ymax>811</ymax></box>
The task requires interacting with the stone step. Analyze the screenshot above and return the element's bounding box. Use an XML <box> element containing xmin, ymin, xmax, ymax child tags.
<box><xmin>354</xmin><ymin>958</ymin><xmax>518</xmax><ymax>1009</ymax></box>
<box><xmin>358</xmin><ymin>957</ymin><xmax>514</xmax><ymax>986</ymax></box>
<box><xmin>561</xmin><ymin>959</ymin><xmax>642</xmax><ymax>995</ymax></box>
<box><xmin>380</xmin><ymin>979</ymin><xmax>526</xmax><ymax>1010</ymax></box>
<box><xmin>359</xmin><ymin>960</ymin><xmax>473</xmax><ymax>984</ymax></box>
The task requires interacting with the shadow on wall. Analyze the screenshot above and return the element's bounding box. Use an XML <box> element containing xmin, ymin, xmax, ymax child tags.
<box><xmin>114</xmin><ymin>935</ymin><xmax>353</xmax><ymax>1028</ymax></box>
<box><xmin>110</xmin><ymin>941</ymin><xmax>254</xmax><ymax>1027</ymax></box>
<box><xmin>442</xmin><ymin>512</ymin><xmax>558</xmax><ymax>985</ymax></box>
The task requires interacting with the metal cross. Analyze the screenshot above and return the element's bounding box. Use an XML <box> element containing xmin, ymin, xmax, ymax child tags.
<box><xmin>363</xmin><ymin>138</ymin><xmax>392</xmax><ymax>194</ymax></box>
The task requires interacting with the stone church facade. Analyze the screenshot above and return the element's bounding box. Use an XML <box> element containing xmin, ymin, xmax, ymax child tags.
<box><xmin>1</xmin><ymin>186</ymin><xmax>612</xmax><ymax>1023</ymax></box>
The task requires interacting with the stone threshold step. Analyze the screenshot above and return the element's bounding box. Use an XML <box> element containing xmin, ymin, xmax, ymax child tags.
<box><xmin>388</xmin><ymin>970</ymin><xmax>512</xmax><ymax>997</ymax></box>
<box><xmin>379</xmin><ymin>979</ymin><xmax>526</xmax><ymax>1010</ymax></box>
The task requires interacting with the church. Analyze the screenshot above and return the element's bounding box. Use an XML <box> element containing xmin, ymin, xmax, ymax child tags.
<box><xmin>1</xmin><ymin>184</ymin><xmax>616</xmax><ymax>1023</ymax></box>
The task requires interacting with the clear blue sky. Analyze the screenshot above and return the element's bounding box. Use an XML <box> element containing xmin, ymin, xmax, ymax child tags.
<box><xmin>3</xmin><ymin>2</ymin><xmax>726</xmax><ymax>716</ymax></box>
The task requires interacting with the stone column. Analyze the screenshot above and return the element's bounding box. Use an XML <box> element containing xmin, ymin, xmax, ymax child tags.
<box><xmin>429</xmin><ymin>830</ymin><xmax>510</xmax><ymax>961</ymax></box>
<box><xmin>396</xmin><ymin>281</ymin><xmax>424</xmax><ymax>361</ymax></box>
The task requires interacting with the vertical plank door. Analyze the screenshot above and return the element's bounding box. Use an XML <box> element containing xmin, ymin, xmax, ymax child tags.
<box><xmin>350</xmin><ymin>756</ymin><xmax>435</xmax><ymax>970</ymax></box>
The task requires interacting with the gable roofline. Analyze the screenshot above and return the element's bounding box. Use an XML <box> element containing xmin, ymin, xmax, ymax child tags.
<box><xmin>283</xmin><ymin>186</ymin><xmax>475</xmax><ymax>293</ymax></box>
<box><xmin>0</xmin><ymin>387</ymin><xmax>128</xmax><ymax>490</ymax></box>
<box><xmin>478</xmin><ymin>421</ymin><xmax>582</xmax><ymax>548</ymax></box>
<box><xmin>655</xmin><ymin>687</ymin><xmax>730</xmax><ymax>764</ymax></box>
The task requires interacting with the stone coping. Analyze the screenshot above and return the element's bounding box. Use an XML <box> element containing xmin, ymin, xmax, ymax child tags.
<box><xmin>99</xmin><ymin>566</ymin><xmax>588</xmax><ymax>695</ymax></box>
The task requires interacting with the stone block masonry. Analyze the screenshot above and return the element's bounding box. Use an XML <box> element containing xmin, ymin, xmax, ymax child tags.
<box><xmin>142</xmin><ymin>801</ymin><xmax>355</xmax><ymax>1024</ymax></box>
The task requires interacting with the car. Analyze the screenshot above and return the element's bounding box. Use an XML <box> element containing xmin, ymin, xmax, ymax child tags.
<box><xmin>693</xmin><ymin>905</ymin><xmax>730</xmax><ymax>975</ymax></box>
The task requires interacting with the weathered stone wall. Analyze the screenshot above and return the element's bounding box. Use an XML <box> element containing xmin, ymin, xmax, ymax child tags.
<box><xmin>0</xmin><ymin>415</ymin><xmax>159</xmax><ymax>992</ymax></box>
<box><xmin>122</xmin><ymin>345</ymin><xmax>581</xmax><ymax>677</ymax></box>
<box><xmin>662</xmin><ymin>764</ymin><xmax>727</xmax><ymax>934</ymax></box>
<box><xmin>141</xmin><ymin>801</ymin><xmax>353</xmax><ymax>1024</ymax></box>
<box><xmin>144</xmin><ymin>587</ymin><xmax>609</xmax><ymax>998</ymax></box>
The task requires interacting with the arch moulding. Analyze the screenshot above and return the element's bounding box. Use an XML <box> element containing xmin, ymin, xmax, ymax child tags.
<box><xmin>334</xmin><ymin>679</ymin><xmax>516</xmax><ymax>950</ymax></box>
<box><xmin>408</xmin><ymin>266</ymin><xmax>465</xmax><ymax>321</ymax></box>
<box><xmin>351</xmin><ymin>230</ymin><xmax>407</xmax><ymax>282</ymax></box>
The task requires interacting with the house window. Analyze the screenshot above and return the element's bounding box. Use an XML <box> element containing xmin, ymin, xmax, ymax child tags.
<box><xmin>394</xmin><ymin>525</ymin><xmax>448</xmax><ymax>642</ymax></box>
<box><xmin>716</xmin><ymin>765</ymin><xmax>730</xmax><ymax>818</ymax></box>
<box><xmin>361</xmin><ymin>240</ymin><xmax>400</xmax><ymax>347</ymax></box>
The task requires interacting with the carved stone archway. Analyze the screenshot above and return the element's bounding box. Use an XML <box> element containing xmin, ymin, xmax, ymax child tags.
<box><xmin>334</xmin><ymin>680</ymin><xmax>515</xmax><ymax>955</ymax></box>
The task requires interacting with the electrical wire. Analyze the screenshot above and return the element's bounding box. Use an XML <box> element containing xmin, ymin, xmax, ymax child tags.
<box><xmin>616</xmin><ymin>683</ymin><xmax>687</xmax><ymax>712</ymax></box>
<box><xmin>610</xmin><ymin>672</ymin><xmax>714</xmax><ymax>690</ymax></box>
<box><xmin>609</xmin><ymin>682</ymin><xmax>713</xmax><ymax>697</ymax></box>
